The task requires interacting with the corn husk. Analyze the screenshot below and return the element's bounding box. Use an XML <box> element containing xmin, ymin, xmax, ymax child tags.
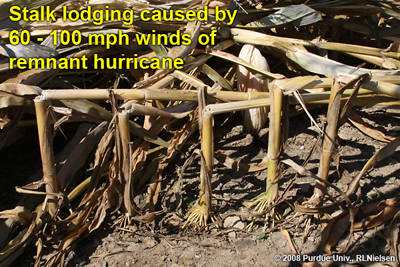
<box><xmin>237</xmin><ymin>44</ymin><xmax>270</xmax><ymax>135</ymax></box>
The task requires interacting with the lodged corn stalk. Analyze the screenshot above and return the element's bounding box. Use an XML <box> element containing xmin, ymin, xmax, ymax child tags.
<box><xmin>4</xmin><ymin>0</ymin><xmax>400</xmax><ymax>264</ymax></box>
<box><xmin>34</xmin><ymin>96</ymin><xmax>61</xmax><ymax>216</ymax></box>
<box><xmin>237</xmin><ymin>44</ymin><xmax>270</xmax><ymax>135</ymax></box>
<box><xmin>308</xmin><ymin>76</ymin><xmax>342</xmax><ymax>206</ymax></box>
<box><xmin>236</xmin><ymin>44</ymin><xmax>283</xmax><ymax>226</ymax></box>
<box><xmin>184</xmin><ymin>87</ymin><xmax>217</xmax><ymax>228</ymax></box>
<box><xmin>247</xmin><ymin>81</ymin><xmax>283</xmax><ymax>227</ymax></box>
<box><xmin>117</xmin><ymin>110</ymin><xmax>136</xmax><ymax>219</ymax></box>
<box><xmin>309</xmin><ymin>73</ymin><xmax>370</xmax><ymax>206</ymax></box>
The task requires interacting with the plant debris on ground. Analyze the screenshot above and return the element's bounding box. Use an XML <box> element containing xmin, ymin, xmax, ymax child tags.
<box><xmin>1</xmin><ymin>0</ymin><xmax>400</xmax><ymax>266</ymax></box>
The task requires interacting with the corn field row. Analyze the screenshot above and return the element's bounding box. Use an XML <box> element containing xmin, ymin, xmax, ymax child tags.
<box><xmin>1</xmin><ymin>0</ymin><xmax>400</xmax><ymax>266</ymax></box>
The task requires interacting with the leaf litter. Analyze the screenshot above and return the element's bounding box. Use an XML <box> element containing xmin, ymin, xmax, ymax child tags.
<box><xmin>1</xmin><ymin>0</ymin><xmax>400</xmax><ymax>266</ymax></box>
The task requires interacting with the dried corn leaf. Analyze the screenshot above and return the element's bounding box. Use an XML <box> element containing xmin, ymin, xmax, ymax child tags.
<box><xmin>286</xmin><ymin>48</ymin><xmax>400</xmax><ymax>77</ymax></box>
<box><xmin>347</xmin><ymin>135</ymin><xmax>400</xmax><ymax>197</ymax></box>
<box><xmin>89</xmin><ymin>163</ymin><xmax>118</xmax><ymax>235</ymax></box>
<box><xmin>231</xmin><ymin>28</ymin><xmax>296</xmax><ymax>52</ymax></box>
<box><xmin>148</xmin><ymin>43</ymin><xmax>168</xmax><ymax>58</ymax></box>
<box><xmin>283</xmin><ymin>159</ymin><xmax>355</xmax><ymax>227</ymax></box>
<box><xmin>147</xmin><ymin>109</ymin><xmax>198</xmax><ymax>211</ymax></box>
<box><xmin>59</xmin><ymin>99</ymin><xmax>169</xmax><ymax>147</ymax></box>
<box><xmin>46</xmin><ymin>223</ymin><xmax>90</xmax><ymax>267</ymax></box>
<box><xmin>129</xmin><ymin>121</ymin><xmax>170</xmax><ymax>148</ymax></box>
<box><xmin>0</xmin><ymin>231</ymin><xmax>34</xmax><ymax>267</ymax></box>
<box><xmin>172</xmin><ymin>70</ymin><xmax>207</xmax><ymax>89</ymax></box>
<box><xmin>354</xmin><ymin>95</ymin><xmax>400</xmax><ymax>109</ymax></box>
<box><xmin>130</xmin><ymin>141</ymin><xmax>150</xmax><ymax>187</ymax></box>
<box><xmin>186</xmin><ymin>56</ymin><xmax>234</xmax><ymax>90</ymax></box>
<box><xmin>58</xmin><ymin>121</ymin><xmax>108</xmax><ymax>188</ymax></box>
<box><xmin>60</xmin><ymin>99</ymin><xmax>113</xmax><ymax>121</ymax></box>
<box><xmin>208</xmin><ymin>50</ymin><xmax>284</xmax><ymax>80</ymax></box>
<box><xmin>0</xmin><ymin>92</ymin><xmax>32</xmax><ymax>108</ymax></box>
<box><xmin>0</xmin><ymin>43</ymin><xmax>57</xmax><ymax>59</ymax></box>
<box><xmin>0</xmin><ymin>210</ymin><xmax>42</xmax><ymax>266</ymax></box>
<box><xmin>385</xmin><ymin>211</ymin><xmax>400</xmax><ymax>263</ymax></box>
<box><xmin>3</xmin><ymin>68</ymin><xmax>58</xmax><ymax>85</ymax></box>
<box><xmin>281</xmin><ymin>227</ymin><xmax>299</xmax><ymax>254</ymax></box>
<box><xmin>353</xmin><ymin>197</ymin><xmax>400</xmax><ymax>231</ymax></box>
<box><xmin>346</xmin><ymin>108</ymin><xmax>395</xmax><ymax>142</ymax></box>
<box><xmin>136</xmin><ymin>153</ymin><xmax>164</xmax><ymax>190</ymax></box>
<box><xmin>274</xmin><ymin>76</ymin><xmax>321</xmax><ymax>95</ymax></box>
<box><xmin>245</xmin><ymin>4</ymin><xmax>322</xmax><ymax>28</ymax></box>
<box><xmin>0</xmin><ymin>84</ymin><xmax>41</xmax><ymax>96</ymax></box>
<box><xmin>215</xmin><ymin>150</ymin><xmax>268</xmax><ymax>172</ymax></box>
<box><xmin>321</xmin><ymin>211</ymin><xmax>352</xmax><ymax>254</ymax></box>
<box><xmin>131</xmin><ymin>40</ymin><xmax>235</xmax><ymax>90</ymax></box>
<box><xmin>161</xmin><ymin>101</ymin><xmax>197</xmax><ymax>119</ymax></box>
<box><xmin>345</xmin><ymin>52</ymin><xmax>400</xmax><ymax>70</ymax></box>
<box><xmin>322</xmin><ymin>197</ymin><xmax>400</xmax><ymax>255</ymax></box>
<box><xmin>163</xmin><ymin>19</ymin><xmax>201</xmax><ymax>67</ymax></box>
<box><xmin>0</xmin><ymin>207</ymin><xmax>32</xmax><ymax>228</ymax></box>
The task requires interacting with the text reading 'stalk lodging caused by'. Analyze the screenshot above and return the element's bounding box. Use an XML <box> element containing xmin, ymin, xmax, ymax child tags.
<box><xmin>8</xmin><ymin>5</ymin><xmax>237</xmax><ymax>70</ymax></box>
<box><xmin>9</xmin><ymin>6</ymin><xmax>237</xmax><ymax>26</ymax></box>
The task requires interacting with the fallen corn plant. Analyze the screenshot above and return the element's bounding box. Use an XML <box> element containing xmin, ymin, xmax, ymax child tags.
<box><xmin>309</xmin><ymin>73</ymin><xmax>371</xmax><ymax>206</ymax></box>
<box><xmin>247</xmin><ymin>79</ymin><xmax>284</xmax><ymax>229</ymax></box>
<box><xmin>2</xmin><ymin>0</ymin><xmax>400</xmax><ymax>265</ymax></box>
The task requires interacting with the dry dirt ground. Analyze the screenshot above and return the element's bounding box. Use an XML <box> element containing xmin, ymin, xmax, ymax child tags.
<box><xmin>2</xmin><ymin>105</ymin><xmax>400</xmax><ymax>267</ymax></box>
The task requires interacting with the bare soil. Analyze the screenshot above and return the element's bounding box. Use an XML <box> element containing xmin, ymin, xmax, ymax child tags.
<box><xmin>3</xmin><ymin>106</ymin><xmax>400</xmax><ymax>267</ymax></box>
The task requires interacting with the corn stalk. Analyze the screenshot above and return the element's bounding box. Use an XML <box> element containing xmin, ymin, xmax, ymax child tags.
<box><xmin>310</xmin><ymin>73</ymin><xmax>370</xmax><ymax>206</ymax></box>
<box><xmin>184</xmin><ymin>87</ymin><xmax>217</xmax><ymax>227</ymax></box>
<box><xmin>267</xmin><ymin>82</ymin><xmax>283</xmax><ymax>204</ymax></box>
<box><xmin>247</xmin><ymin>80</ymin><xmax>283</xmax><ymax>226</ymax></box>
<box><xmin>199</xmin><ymin>110</ymin><xmax>214</xmax><ymax>221</ymax></box>
<box><xmin>34</xmin><ymin>96</ymin><xmax>60</xmax><ymax>216</ymax></box>
<box><xmin>117</xmin><ymin>110</ymin><xmax>135</xmax><ymax>218</ymax></box>
<box><xmin>309</xmin><ymin>76</ymin><xmax>342</xmax><ymax>206</ymax></box>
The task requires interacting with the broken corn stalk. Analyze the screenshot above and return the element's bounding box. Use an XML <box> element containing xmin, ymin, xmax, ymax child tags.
<box><xmin>117</xmin><ymin>110</ymin><xmax>135</xmax><ymax>217</ymax></box>
<box><xmin>34</xmin><ymin>96</ymin><xmax>60</xmax><ymax>215</ymax></box>
<box><xmin>184</xmin><ymin>87</ymin><xmax>217</xmax><ymax>228</ymax></box>
<box><xmin>310</xmin><ymin>76</ymin><xmax>342</xmax><ymax>206</ymax></box>
<box><xmin>237</xmin><ymin>44</ymin><xmax>270</xmax><ymax>135</ymax></box>
<box><xmin>184</xmin><ymin>110</ymin><xmax>216</xmax><ymax>228</ymax></box>
<box><xmin>247</xmin><ymin>80</ymin><xmax>283</xmax><ymax>228</ymax></box>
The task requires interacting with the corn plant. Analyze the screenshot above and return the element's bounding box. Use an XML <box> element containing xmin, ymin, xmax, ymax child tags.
<box><xmin>1</xmin><ymin>0</ymin><xmax>400</xmax><ymax>265</ymax></box>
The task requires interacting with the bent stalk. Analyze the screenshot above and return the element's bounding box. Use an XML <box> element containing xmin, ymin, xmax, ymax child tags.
<box><xmin>184</xmin><ymin>89</ymin><xmax>217</xmax><ymax>228</ymax></box>
<box><xmin>310</xmin><ymin>74</ymin><xmax>370</xmax><ymax>206</ymax></box>
<box><xmin>247</xmin><ymin>81</ymin><xmax>283</xmax><ymax>228</ymax></box>
<box><xmin>34</xmin><ymin>96</ymin><xmax>60</xmax><ymax>216</ymax></box>
<box><xmin>310</xmin><ymin>77</ymin><xmax>342</xmax><ymax>206</ymax></box>
<box><xmin>117</xmin><ymin>110</ymin><xmax>135</xmax><ymax>218</ymax></box>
